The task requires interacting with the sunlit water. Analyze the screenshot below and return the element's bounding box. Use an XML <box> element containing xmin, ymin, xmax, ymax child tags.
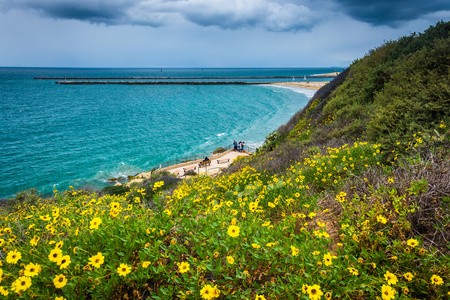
<box><xmin>0</xmin><ymin>68</ymin><xmax>336</xmax><ymax>198</ymax></box>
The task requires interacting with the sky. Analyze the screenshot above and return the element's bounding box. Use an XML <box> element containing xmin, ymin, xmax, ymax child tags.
<box><xmin>0</xmin><ymin>0</ymin><xmax>448</xmax><ymax>68</ymax></box>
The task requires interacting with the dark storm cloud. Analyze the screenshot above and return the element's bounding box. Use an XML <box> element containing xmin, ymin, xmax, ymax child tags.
<box><xmin>0</xmin><ymin>0</ymin><xmax>318</xmax><ymax>31</ymax></box>
<box><xmin>1</xmin><ymin>0</ymin><xmax>448</xmax><ymax>30</ymax></box>
<box><xmin>333</xmin><ymin>0</ymin><xmax>450</xmax><ymax>26</ymax></box>
<box><xmin>0</xmin><ymin>0</ymin><xmax>165</xmax><ymax>26</ymax></box>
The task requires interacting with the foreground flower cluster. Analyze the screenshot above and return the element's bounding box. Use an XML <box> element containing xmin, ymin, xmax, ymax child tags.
<box><xmin>1</xmin><ymin>130</ymin><xmax>449</xmax><ymax>299</ymax></box>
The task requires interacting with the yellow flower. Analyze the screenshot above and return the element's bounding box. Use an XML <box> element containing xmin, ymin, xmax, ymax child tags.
<box><xmin>23</xmin><ymin>263</ymin><xmax>42</xmax><ymax>277</ymax></box>
<box><xmin>30</xmin><ymin>236</ymin><xmax>40</xmax><ymax>246</ymax></box>
<box><xmin>40</xmin><ymin>214</ymin><xmax>51</xmax><ymax>221</ymax></box>
<box><xmin>348</xmin><ymin>267</ymin><xmax>359</xmax><ymax>275</ymax></box>
<box><xmin>83</xmin><ymin>264</ymin><xmax>92</xmax><ymax>271</ymax></box>
<box><xmin>227</xmin><ymin>225</ymin><xmax>240</xmax><ymax>238</ymax></box>
<box><xmin>48</xmin><ymin>248</ymin><xmax>63</xmax><ymax>263</ymax></box>
<box><xmin>323</xmin><ymin>252</ymin><xmax>333</xmax><ymax>266</ymax></box>
<box><xmin>200</xmin><ymin>284</ymin><xmax>219</xmax><ymax>300</ymax></box>
<box><xmin>312</xmin><ymin>251</ymin><xmax>320</xmax><ymax>256</ymax></box>
<box><xmin>89</xmin><ymin>252</ymin><xmax>105</xmax><ymax>268</ymax></box>
<box><xmin>324</xmin><ymin>292</ymin><xmax>332</xmax><ymax>300</ymax></box>
<box><xmin>55</xmin><ymin>297</ymin><xmax>67</xmax><ymax>300</ymax></box>
<box><xmin>89</xmin><ymin>217</ymin><xmax>102</xmax><ymax>230</ymax></box>
<box><xmin>53</xmin><ymin>274</ymin><xmax>67</xmax><ymax>289</ymax></box>
<box><xmin>117</xmin><ymin>263</ymin><xmax>132</xmax><ymax>277</ymax></box>
<box><xmin>142</xmin><ymin>261</ymin><xmax>151</xmax><ymax>268</ymax></box>
<box><xmin>301</xmin><ymin>284</ymin><xmax>309</xmax><ymax>294</ymax></box>
<box><xmin>291</xmin><ymin>245</ymin><xmax>299</xmax><ymax>256</ymax></box>
<box><xmin>403</xmin><ymin>272</ymin><xmax>414</xmax><ymax>281</ymax></box>
<box><xmin>11</xmin><ymin>276</ymin><xmax>31</xmax><ymax>294</ymax></box>
<box><xmin>57</xmin><ymin>255</ymin><xmax>71</xmax><ymax>269</ymax></box>
<box><xmin>406</xmin><ymin>239</ymin><xmax>419</xmax><ymax>248</ymax></box>
<box><xmin>252</xmin><ymin>243</ymin><xmax>261</xmax><ymax>249</ymax></box>
<box><xmin>6</xmin><ymin>250</ymin><xmax>21</xmax><ymax>264</ymax></box>
<box><xmin>0</xmin><ymin>286</ymin><xmax>8</xmax><ymax>296</ymax></box>
<box><xmin>178</xmin><ymin>262</ymin><xmax>190</xmax><ymax>273</ymax></box>
<box><xmin>307</xmin><ymin>284</ymin><xmax>323</xmax><ymax>300</ymax></box>
<box><xmin>226</xmin><ymin>256</ymin><xmax>235</xmax><ymax>265</ymax></box>
<box><xmin>384</xmin><ymin>271</ymin><xmax>398</xmax><ymax>285</ymax></box>
<box><xmin>381</xmin><ymin>284</ymin><xmax>396</xmax><ymax>300</ymax></box>
<box><xmin>430</xmin><ymin>274</ymin><xmax>443</xmax><ymax>285</ymax></box>
<box><xmin>255</xmin><ymin>295</ymin><xmax>266</xmax><ymax>300</ymax></box>
<box><xmin>55</xmin><ymin>241</ymin><xmax>64</xmax><ymax>249</ymax></box>
<box><xmin>308</xmin><ymin>212</ymin><xmax>316</xmax><ymax>218</ymax></box>
<box><xmin>388</xmin><ymin>178</ymin><xmax>394</xmax><ymax>183</ymax></box>
<box><xmin>377</xmin><ymin>215</ymin><xmax>387</xmax><ymax>224</ymax></box>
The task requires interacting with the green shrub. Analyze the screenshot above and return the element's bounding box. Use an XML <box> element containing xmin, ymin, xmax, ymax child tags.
<box><xmin>101</xmin><ymin>185</ymin><xmax>130</xmax><ymax>196</ymax></box>
<box><xmin>213</xmin><ymin>147</ymin><xmax>227</xmax><ymax>154</ymax></box>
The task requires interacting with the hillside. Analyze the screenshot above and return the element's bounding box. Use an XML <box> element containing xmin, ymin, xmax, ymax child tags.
<box><xmin>1</xmin><ymin>21</ymin><xmax>449</xmax><ymax>299</ymax></box>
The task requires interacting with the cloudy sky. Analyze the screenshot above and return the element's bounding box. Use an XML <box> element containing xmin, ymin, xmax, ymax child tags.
<box><xmin>0</xmin><ymin>0</ymin><xmax>448</xmax><ymax>68</ymax></box>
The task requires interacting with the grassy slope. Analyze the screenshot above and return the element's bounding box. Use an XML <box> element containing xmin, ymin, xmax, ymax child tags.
<box><xmin>1</xmin><ymin>21</ymin><xmax>449</xmax><ymax>300</ymax></box>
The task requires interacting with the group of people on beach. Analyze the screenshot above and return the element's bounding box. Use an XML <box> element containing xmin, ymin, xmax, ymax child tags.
<box><xmin>233</xmin><ymin>140</ymin><xmax>245</xmax><ymax>152</ymax></box>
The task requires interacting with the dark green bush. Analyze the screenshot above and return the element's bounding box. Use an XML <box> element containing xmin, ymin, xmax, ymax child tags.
<box><xmin>101</xmin><ymin>185</ymin><xmax>130</xmax><ymax>196</ymax></box>
<box><xmin>213</xmin><ymin>147</ymin><xmax>227</xmax><ymax>154</ymax></box>
<box><xmin>5</xmin><ymin>188</ymin><xmax>42</xmax><ymax>212</ymax></box>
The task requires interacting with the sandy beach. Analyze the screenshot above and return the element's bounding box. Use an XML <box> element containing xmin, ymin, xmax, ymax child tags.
<box><xmin>269</xmin><ymin>71</ymin><xmax>338</xmax><ymax>90</ymax></box>
<box><xmin>269</xmin><ymin>81</ymin><xmax>329</xmax><ymax>90</ymax></box>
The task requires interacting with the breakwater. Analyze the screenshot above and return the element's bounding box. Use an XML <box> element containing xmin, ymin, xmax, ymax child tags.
<box><xmin>35</xmin><ymin>74</ymin><xmax>336</xmax><ymax>80</ymax></box>
<box><xmin>55</xmin><ymin>81</ymin><xmax>266</xmax><ymax>85</ymax></box>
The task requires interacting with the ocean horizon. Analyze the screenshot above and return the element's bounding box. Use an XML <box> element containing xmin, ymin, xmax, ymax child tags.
<box><xmin>0</xmin><ymin>67</ymin><xmax>338</xmax><ymax>198</ymax></box>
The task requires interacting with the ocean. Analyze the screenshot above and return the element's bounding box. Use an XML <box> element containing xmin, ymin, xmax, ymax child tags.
<box><xmin>0</xmin><ymin>67</ymin><xmax>337</xmax><ymax>198</ymax></box>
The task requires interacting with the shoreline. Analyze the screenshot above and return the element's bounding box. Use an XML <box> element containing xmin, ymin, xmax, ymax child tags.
<box><xmin>269</xmin><ymin>71</ymin><xmax>338</xmax><ymax>90</ymax></box>
<box><xmin>269</xmin><ymin>81</ymin><xmax>329</xmax><ymax>90</ymax></box>
<box><xmin>126</xmin><ymin>76</ymin><xmax>332</xmax><ymax>183</ymax></box>
<box><xmin>2</xmin><ymin>70</ymin><xmax>337</xmax><ymax>198</ymax></box>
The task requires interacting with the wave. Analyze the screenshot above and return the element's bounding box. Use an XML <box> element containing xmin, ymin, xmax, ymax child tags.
<box><xmin>92</xmin><ymin>162</ymin><xmax>145</xmax><ymax>183</ymax></box>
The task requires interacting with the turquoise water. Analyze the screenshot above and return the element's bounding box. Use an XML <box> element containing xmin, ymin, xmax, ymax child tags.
<box><xmin>0</xmin><ymin>68</ymin><xmax>336</xmax><ymax>198</ymax></box>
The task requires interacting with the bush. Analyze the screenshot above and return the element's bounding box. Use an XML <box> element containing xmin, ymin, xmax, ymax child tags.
<box><xmin>213</xmin><ymin>147</ymin><xmax>227</xmax><ymax>154</ymax></box>
<box><xmin>5</xmin><ymin>188</ymin><xmax>42</xmax><ymax>212</ymax></box>
<box><xmin>101</xmin><ymin>185</ymin><xmax>130</xmax><ymax>196</ymax></box>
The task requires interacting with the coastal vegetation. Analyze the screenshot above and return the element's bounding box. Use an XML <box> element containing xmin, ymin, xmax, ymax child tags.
<box><xmin>1</xmin><ymin>21</ymin><xmax>449</xmax><ymax>299</ymax></box>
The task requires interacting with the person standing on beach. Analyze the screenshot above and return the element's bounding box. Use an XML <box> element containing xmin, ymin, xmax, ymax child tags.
<box><xmin>238</xmin><ymin>141</ymin><xmax>242</xmax><ymax>152</ymax></box>
<box><xmin>242</xmin><ymin>142</ymin><xmax>245</xmax><ymax>152</ymax></box>
<box><xmin>233</xmin><ymin>140</ymin><xmax>238</xmax><ymax>152</ymax></box>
